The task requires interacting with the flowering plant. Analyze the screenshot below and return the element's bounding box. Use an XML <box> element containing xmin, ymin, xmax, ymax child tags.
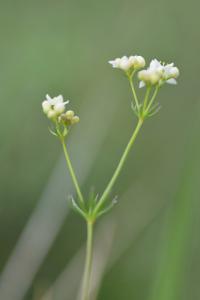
<box><xmin>42</xmin><ymin>54</ymin><xmax>179</xmax><ymax>300</ymax></box>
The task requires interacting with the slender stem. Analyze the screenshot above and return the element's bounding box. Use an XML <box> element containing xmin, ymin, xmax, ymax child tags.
<box><xmin>145</xmin><ymin>85</ymin><xmax>159</xmax><ymax>113</ymax></box>
<box><xmin>128</xmin><ymin>75</ymin><xmax>140</xmax><ymax>110</ymax></box>
<box><xmin>81</xmin><ymin>220</ymin><xmax>94</xmax><ymax>300</ymax></box>
<box><xmin>94</xmin><ymin>117</ymin><xmax>143</xmax><ymax>214</ymax></box>
<box><xmin>60</xmin><ymin>137</ymin><xmax>84</xmax><ymax>204</ymax></box>
<box><xmin>143</xmin><ymin>86</ymin><xmax>151</xmax><ymax>111</ymax></box>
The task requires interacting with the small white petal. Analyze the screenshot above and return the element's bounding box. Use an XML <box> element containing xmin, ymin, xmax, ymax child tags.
<box><xmin>170</xmin><ymin>67</ymin><xmax>179</xmax><ymax>78</ymax></box>
<box><xmin>166</xmin><ymin>78</ymin><xmax>177</xmax><ymax>85</ymax></box>
<box><xmin>46</xmin><ymin>94</ymin><xmax>52</xmax><ymax>102</ymax></box>
<box><xmin>54</xmin><ymin>95</ymin><xmax>64</xmax><ymax>103</ymax></box>
<box><xmin>139</xmin><ymin>81</ymin><xmax>146</xmax><ymax>88</ymax></box>
<box><xmin>42</xmin><ymin>100</ymin><xmax>51</xmax><ymax>114</ymax></box>
<box><xmin>108</xmin><ymin>60</ymin><xmax>115</xmax><ymax>67</ymax></box>
<box><xmin>119</xmin><ymin>56</ymin><xmax>131</xmax><ymax>71</ymax></box>
<box><xmin>150</xmin><ymin>59</ymin><xmax>162</xmax><ymax>70</ymax></box>
<box><xmin>54</xmin><ymin>102</ymin><xmax>65</xmax><ymax>114</ymax></box>
<box><xmin>109</xmin><ymin>58</ymin><xmax>121</xmax><ymax>68</ymax></box>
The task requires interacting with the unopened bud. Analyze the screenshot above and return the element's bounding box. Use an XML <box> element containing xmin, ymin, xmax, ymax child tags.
<box><xmin>42</xmin><ymin>101</ymin><xmax>51</xmax><ymax>114</ymax></box>
<box><xmin>134</xmin><ymin>56</ymin><xmax>146</xmax><ymax>69</ymax></box>
<box><xmin>71</xmin><ymin>116</ymin><xmax>80</xmax><ymax>124</ymax></box>
<box><xmin>47</xmin><ymin>109</ymin><xmax>57</xmax><ymax>119</ymax></box>
<box><xmin>65</xmin><ymin>110</ymin><xmax>75</xmax><ymax>119</ymax></box>
<box><xmin>170</xmin><ymin>67</ymin><xmax>179</xmax><ymax>78</ymax></box>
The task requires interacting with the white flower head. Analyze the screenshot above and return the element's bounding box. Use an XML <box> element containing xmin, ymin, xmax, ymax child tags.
<box><xmin>138</xmin><ymin>59</ymin><xmax>179</xmax><ymax>88</ymax></box>
<box><xmin>109</xmin><ymin>55</ymin><xmax>145</xmax><ymax>72</ymax></box>
<box><xmin>119</xmin><ymin>56</ymin><xmax>131</xmax><ymax>71</ymax></box>
<box><xmin>42</xmin><ymin>94</ymin><xmax>69</xmax><ymax>119</ymax></box>
<box><xmin>109</xmin><ymin>56</ymin><xmax>131</xmax><ymax>71</ymax></box>
<box><xmin>42</xmin><ymin>100</ymin><xmax>51</xmax><ymax>114</ymax></box>
<box><xmin>133</xmin><ymin>56</ymin><xmax>146</xmax><ymax>69</ymax></box>
<box><xmin>163</xmin><ymin>64</ymin><xmax>180</xmax><ymax>84</ymax></box>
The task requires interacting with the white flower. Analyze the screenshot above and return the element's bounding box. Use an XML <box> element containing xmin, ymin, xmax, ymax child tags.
<box><xmin>138</xmin><ymin>60</ymin><xmax>162</xmax><ymax>87</ymax></box>
<box><xmin>109</xmin><ymin>58</ymin><xmax>121</xmax><ymax>68</ymax></box>
<box><xmin>133</xmin><ymin>56</ymin><xmax>146</xmax><ymax>69</ymax></box>
<box><xmin>42</xmin><ymin>94</ymin><xmax>69</xmax><ymax>119</ymax></box>
<box><xmin>54</xmin><ymin>102</ymin><xmax>66</xmax><ymax>114</ymax></box>
<box><xmin>138</xmin><ymin>59</ymin><xmax>179</xmax><ymax>88</ymax></box>
<box><xmin>42</xmin><ymin>101</ymin><xmax>51</xmax><ymax>114</ymax></box>
<box><xmin>163</xmin><ymin>64</ymin><xmax>180</xmax><ymax>84</ymax></box>
<box><xmin>109</xmin><ymin>55</ymin><xmax>145</xmax><ymax>72</ymax></box>
<box><xmin>119</xmin><ymin>56</ymin><xmax>131</xmax><ymax>71</ymax></box>
<box><xmin>109</xmin><ymin>56</ymin><xmax>131</xmax><ymax>71</ymax></box>
<box><xmin>45</xmin><ymin>94</ymin><xmax>67</xmax><ymax>106</ymax></box>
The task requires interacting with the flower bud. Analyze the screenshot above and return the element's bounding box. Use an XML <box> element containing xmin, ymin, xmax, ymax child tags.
<box><xmin>42</xmin><ymin>101</ymin><xmax>51</xmax><ymax>114</ymax></box>
<box><xmin>128</xmin><ymin>56</ymin><xmax>136</xmax><ymax>66</ymax></box>
<box><xmin>149</xmin><ymin>72</ymin><xmax>161</xmax><ymax>85</ymax></box>
<box><xmin>47</xmin><ymin>109</ymin><xmax>57</xmax><ymax>119</ymax></box>
<box><xmin>119</xmin><ymin>56</ymin><xmax>131</xmax><ymax>71</ymax></box>
<box><xmin>71</xmin><ymin>116</ymin><xmax>80</xmax><ymax>124</ymax></box>
<box><xmin>138</xmin><ymin>70</ymin><xmax>148</xmax><ymax>81</ymax></box>
<box><xmin>138</xmin><ymin>69</ymin><xmax>161</xmax><ymax>86</ymax></box>
<box><xmin>134</xmin><ymin>56</ymin><xmax>146</xmax><ymax>69</ymax></box>
<box><xmin>169</xmin><ymin>67</ymin><xmax>179</xmax><ymax>78</ymax></box>
<box><xmin>65</xmin><ymin>110</ymin><xmax>75</xmax><ymax>120</ymax></box>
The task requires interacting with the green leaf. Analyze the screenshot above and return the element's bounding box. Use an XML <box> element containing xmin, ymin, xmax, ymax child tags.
<box><xmin>48</xmin><ymin>127</ymin><xmax>58</xmax><ymax>137</ymax></box>
<box><xmin>96</xmin><ymin>196</ymin><xmax>118</xmax><ymax>219</ymax></box>
<box><xmin>69</xmin><ymin>195</ymin><xmax>87</xmax><ymax>220</ymax></box>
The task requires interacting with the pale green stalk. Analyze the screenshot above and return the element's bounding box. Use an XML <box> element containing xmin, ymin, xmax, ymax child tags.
<box><xmin>145</xmin><ymin>85</ymin><xmax>159</xmax><ymax>112</ymax></box>
<box><xmin>94</xmin><ymin>117</ymin><xmax>144</xmax><ymax>215</ymax></box>
<box><xmin>60</xmin><ymin>137</ymin><xmax>94</xmax><ymax>300</ymax></box>
<box><xmin>128</xmin><ymin>75</ymin><xmax>140</xmax><ymax>110</ymax></box>
<box><xmin>143</xmin><ymin>86</ymin><xmax>151</xmax><ymax>111</ymax></box>
<box><xmin>60</xmin><ymin>137</ymin><xmax>84</xmax><ymax>204</ymax></box>
<box><xmin>81</xmin><ymin>220</ymin><xmax>94</xmax><ymax>300</ymax></box>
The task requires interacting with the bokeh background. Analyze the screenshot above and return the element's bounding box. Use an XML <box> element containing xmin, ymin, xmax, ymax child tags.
<box><xmin>0</xmin><ymin>0</ymin><xmax>200</xmax><ymax>299</ymax></box>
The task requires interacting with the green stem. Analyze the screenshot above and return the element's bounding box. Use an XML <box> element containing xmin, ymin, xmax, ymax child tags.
<box><xmin>60</xmin><ymin>137</ymin><xmax>84</xmax><ymax>204</ymax></box>
<box><xmin>94</xmin><ymin>117</ymin><xmax>144</xmax><ymax>214</ymax></box>
<box><xmin>143</xmin><ymin>86</ymin><xmax>151</xmax><ymax>111</ymax></box>
<box><xmin>81</xmin><ymin>220</ymin><xmax>94</xmax><ymax>300</ymax></box>
<box><xmin>128</xmin><ymin>75</ymin><xmax>140</xmax><ymax>110</ymax></box>
<box><xmin>145</xmin><ymin>85</ymin><xmax>159</xmax><ymax>113</ymax></box>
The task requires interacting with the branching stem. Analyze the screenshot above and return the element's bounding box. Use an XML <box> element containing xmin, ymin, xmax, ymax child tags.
<box><xmin>94</xmin><ymin>117</ymin><xmax>143</xmax><ymax>215</ymax></box>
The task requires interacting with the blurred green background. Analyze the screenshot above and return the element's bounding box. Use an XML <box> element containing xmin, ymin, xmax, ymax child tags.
<box><xmin>0</xmin><ymin>0</ymin><xmax>200</xmax><ymax>299</ymax></box>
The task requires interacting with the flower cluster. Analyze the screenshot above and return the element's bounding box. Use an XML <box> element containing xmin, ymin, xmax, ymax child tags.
<box><xmin>42</xmin><ymin>94</ymin><xmax>80</xmax><ymax>129</ymax></box>
<box><xmin>109</xmin><ymin>55</ymin><xmax>145</xmax><ymax>72</ymax></box>
<box><xmin>109</xmin><ymin>55</ymin><xmax>179</xmax><ymax>88</ymax></box>
<box><xmin>42</xmin><ymin>94</ymin><xmax>69</xmax><ymax>119</ymax></box>
<box><xmin>138</xmin><ymin>59</ymin><xmax>179</xmax><ymax>88</ymax></box>
<box><xmin>60</xmin><ymin>110</ymin><xmax>80</xmax><ymax>126</ymax></box>
<box><xmin>109</xmin><ymin>54</ymin><xmax>179</xmax><ymax>119</ymax></box>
